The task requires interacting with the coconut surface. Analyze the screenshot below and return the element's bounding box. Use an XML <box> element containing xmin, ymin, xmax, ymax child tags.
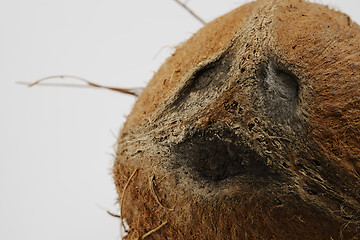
<box><xmin>113</xmin><ymin>0</ymin><xmax>360</xmax><ymax>239</ymax></box>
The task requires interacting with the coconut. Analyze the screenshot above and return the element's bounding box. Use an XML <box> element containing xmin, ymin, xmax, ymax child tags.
<box><xmin>113</xmin><ymin>0</ymin><xmax>360</xmax><ymax>239</ymax></box>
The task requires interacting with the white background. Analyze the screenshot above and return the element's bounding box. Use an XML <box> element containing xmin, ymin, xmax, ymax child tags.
<box><xmin>1</xmin><ymin>0</ymin><xmax>359</xmax><ymax>239</ymax></box>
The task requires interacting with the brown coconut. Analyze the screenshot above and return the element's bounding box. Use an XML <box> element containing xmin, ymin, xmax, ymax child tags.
<box><xmin>113</xmin><ymin>0</ymin><xmax>360</xmax><ymax>239</ymax></box>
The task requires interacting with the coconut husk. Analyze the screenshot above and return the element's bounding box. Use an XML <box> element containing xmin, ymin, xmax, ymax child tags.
<box><xmin>113</xmin><ymin>0</ymin><xmax>360</xmax><ymax>239</ymax></box>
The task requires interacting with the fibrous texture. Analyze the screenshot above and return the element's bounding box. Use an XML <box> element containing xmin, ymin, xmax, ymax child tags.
<box><xmin>114</xmin><ymin>0</ymin><xmax>360</xmax><ymax>239</ymax></box>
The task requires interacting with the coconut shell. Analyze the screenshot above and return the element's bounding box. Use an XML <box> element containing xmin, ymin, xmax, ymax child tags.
<box><xmin>113</xmin><ymin>0</ymin><xmax>360</xmax><ymax>239</ymax></box>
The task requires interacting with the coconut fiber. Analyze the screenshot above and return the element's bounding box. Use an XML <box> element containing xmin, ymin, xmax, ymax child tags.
<box><xmin>113</xmin><ymin>0</ymin><xmax>360</xmax><ymax>239</ymax></box>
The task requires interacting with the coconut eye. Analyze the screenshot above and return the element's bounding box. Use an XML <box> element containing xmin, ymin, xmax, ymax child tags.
<box><xmin>191</xmin><ymin>64</ymin><xmax>215</xmax><ymax>91</ymax></box>
<box><xmin>170</xmin><ymin>55</ymin><xmax>232</xmax><ymax>111</ymax></box>
<box><xmin>258</xmin><ymin>62</ymin><xmax>299</xmax><ymax>123</ymax></box>
<box><xmin>174</xmin><ymin>128</ymin><xmax>268</xmax><ymax>182</ymax></box>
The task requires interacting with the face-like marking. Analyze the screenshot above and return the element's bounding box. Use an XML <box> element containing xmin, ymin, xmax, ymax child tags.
<box><xmin>174</xmin><ymin>127</ymin><xmax>269</xmax><ymax>182</ymax></box>
<box><xmin>114</xmin><ymin>0</ymin><xmax>360</xmax><ymax>239</ymax></box>
<box><xmin>258</xmin><ymin>61</ymin><xmax>299</xmax><ymax>123</ymax></box>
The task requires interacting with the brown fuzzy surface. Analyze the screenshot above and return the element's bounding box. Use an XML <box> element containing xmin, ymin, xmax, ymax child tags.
<box><xmin>114</xmin><ymin>0</ymin><xmax>360</xmax><ymax>239</ymax></box>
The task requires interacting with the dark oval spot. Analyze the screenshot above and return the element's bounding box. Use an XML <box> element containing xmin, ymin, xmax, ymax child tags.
<box><xmin>257</xmin><ymin>61</ymin><xmax>299</xmax><ymax>123</ymax></box>
<box><xmin>173</xmin><ymin>128</ymin><xmax>269</xmax><ymax>181</ymax></box>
